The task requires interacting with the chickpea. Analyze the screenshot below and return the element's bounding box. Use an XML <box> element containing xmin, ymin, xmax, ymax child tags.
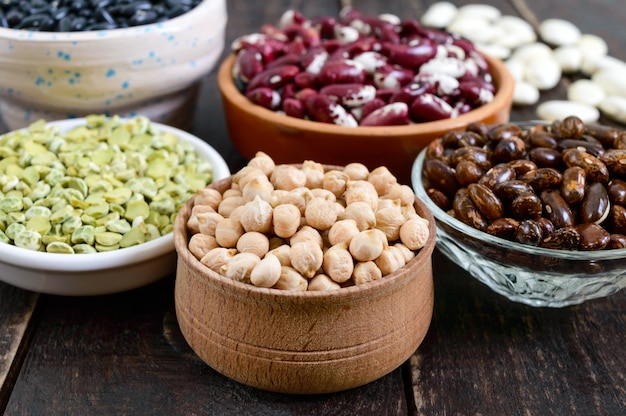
<box><xmin>290</xmin><ymin>240</ymin><xmax>323</xmax><ymax>278</ymax></box>
<box><xmin>399</xmin><ymin>217</ymin><xmax>430</xmax><ymax>250</ymax></box>
<box><xmin>220</xmin><ymin>252</ymin><xmax>260</xmax><ymax>283</ymax></box>
<box><xmin>301</xmin><ymin>160</ymin><xmax>325</xmax><ymax>189</ymax></box>
<box><xmin>374</xmin><ymin>246</ymin><xmax>405</xmax><ymax>275</ymax></box>
<box><xmin>193</xmin><ymin>188</ymin><xmax>222</xmax><ymax>210</ymax></box>
<box><xmin>274</xmin><ymin>266</ymin><xmax>308</xmax><ymax>291</ymax></box>
<box><xmin>323</xmin><ymin>169</ymin><xmax>349</xmax><ymax>198</ymax></box>
<box><xmin>267</xmin><ymin>243</ymin><xmax>292</xmax><ymax>266</ymax></box>
<box><xmin>352</xmin><ymin>261</ymin><xmax>382</xmax><ymax>285</ymax></box>
<box><xmin>375</xmin><ymin>206</ymin><xmax>405</xmax><ymax>241</ymax></box>
<box><xmin>241</xmin><ymin>175</ymin><xmax>273</xmax><ymax>203</ymax></box>
<box><xmin>186</xmin><ymin>204</ymin><xmax>215</xmax><ymax>234</ymax></box>
<box><xmin>327</xmin><ymin>219</ymin><xmax>360</xmax><ymax>246</ymax></box>
<box><xmin>394</xmin><ymin>243</ymin><xmax>416</xmax><ymax>264</ymax></box>
<box><xmin>250</xmin><ymin>253</ymin><xmax>282</xmax><ymax>288</ymax></box>
<box><xmin>270</xmin><ymin>165</ymin><xmax>307</xmax><ymax>190</ymax></box>
<box><xmin>239</xmin><ymin>195</ymin><xmax>273</xmax><ymax>233</ymax></box>
<box><xmin>195</xmin><ymin>211</ymin><xmax>224</xmax><ymax>236</ymax></box>
<box><xmin>290</xmin><ymin>225</ymin><xmax>323</xmax><ymax>249</ymax></box>
<box><xmin>236</xmin><ymin>231</ymin><xmax>270</xmax><ymax>258</ymax></box>
<box><xmin>188</xmin><ymin>233</ymin><xmax>218</xmax><ymax>260</ymax></box>
<box><xmin>368</xmin><ymin>166</ymin><xmax>397</xmax><ymax>196</ymax></box>
<box><xmin>214</xmin><ymin>217</ymin><xmax>244</xmax><ymax>248</ymax></box>
<box><xmin>308</xmin><ymin>274</ymin><xmax>341</xmax><ymax>291</ymax></box>
<box><xmin>349</xmin><ymin>228</ymin><xmax>387</xmax><ymax>262</ymax></box>
<box><xmin>385</xmin><ymin>183</ymin><xmax>415</xmax><ymax>206</ymax></box>
<box><xmin>218</xmin><ymin>195</ymin><xmax>243</xmax><ymax>218</ymax></box>
<box><xmin>222</xmin><ymin>188</ymin><xmax>242</xmax><ymax>199</ymax></box>
<box><xmin>305</xmin><ymin>197</ymin><xmax>338</xmax><ymax>231</ymax></box>
<box><xmin>340</xmin><ymin>201</ymin><xmax>376</xmax><ymax>231</ymax></box>
<box><xmin>322</xmin><ymin>243</ymin><xmax>354</xmax><ymax>283</ymax></box>
<box><xmin>200</xmin><ymin>247</ymin><xmax>237</xmax><ymax>273</ymax></box>
<box><xmin>274</xmin><ymin>187</ymin><xmax>313</xmax><ymax>214</ymax></box>
<box><xmin>247</xmin><ymin>151</ymin><xmax>275</xmax><ymax>177</ymax></box>
<box><xmin>232</xmin><ymin>165</ymin><xmax>266</xmax><ymax>190</ymax></box>
<box><xmin>273</xmin><ymin>203</ymin><xmax>301</xmax><ymax>238</ymax></box>
<box><xmin>345</xmin><ymin>180</ymin><xmax>379</xmax><ymax>211</ymax></box>
<box><xmin>343</xmin><ymin>162</ymin><xmax>369</xmax><ymax>180</ymax></box>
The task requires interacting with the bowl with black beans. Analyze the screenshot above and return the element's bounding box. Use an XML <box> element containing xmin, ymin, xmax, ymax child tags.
<box><xmin>411</xmin><ymin>116</ymin><xmax>626</xmax><ymax>307</ymax></box>
<box><xmin>0</xmin><ymin>0</ymin><xmax>227</xmax><ymax>131</ymax></box>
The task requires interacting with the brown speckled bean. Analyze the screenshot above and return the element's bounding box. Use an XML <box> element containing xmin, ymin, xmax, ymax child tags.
<box><xmin>422</xmin><ymin>117</ymin><xmax>626</xmax><ymax>251</ymax></box>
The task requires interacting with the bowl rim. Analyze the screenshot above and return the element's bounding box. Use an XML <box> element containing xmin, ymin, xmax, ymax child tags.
<box><xmin>411</xmin><ymin>146</ymin><xmax>626</xmax><ymax>261</ymax></box>
<box><xmin>217</xmin><ymin>51</ymin><xmax>515</xmax><ymax>138</ymax></box>
<box><xmin>0</xmin><ymin>116</ymin><xmax>231</xmax><ymax>272</ymax></box>
<box><xmin>174</xmin><ymin>174</ymin><xmax>437</xmax><ymax>300</ymax></box>
<box><xmin>0</xmin><ymin>0</ymin><xmax>220</xmax><ymax>42</ymax></box>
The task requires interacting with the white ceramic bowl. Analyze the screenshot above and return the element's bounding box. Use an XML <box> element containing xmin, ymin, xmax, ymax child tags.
<box><xmin>0</xmin><ymin>0</ymin><xmax>227</xmax><ymax>131</ymax></box>
<box><xmin>0</xmin><ymin>118</ymin><xmax>230</xmax><ymax>296</ymax></box>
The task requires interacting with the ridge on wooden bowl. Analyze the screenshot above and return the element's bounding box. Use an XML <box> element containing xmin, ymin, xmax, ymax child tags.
<box><xmin>217</xmin><ymin>52</ymin><xmax>514</xmax><ymax>184</ymax></box>
<box><xmin>173</xmin><ymin>172</ymin><xmax>436</xmax><ymax>394</ymax></box>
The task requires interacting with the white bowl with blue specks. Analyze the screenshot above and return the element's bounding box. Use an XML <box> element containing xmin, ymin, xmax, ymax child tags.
<box><xmin>0</xmin><ymin>0</ymin><xmax>227</xmax><ymax>131</ymax></box>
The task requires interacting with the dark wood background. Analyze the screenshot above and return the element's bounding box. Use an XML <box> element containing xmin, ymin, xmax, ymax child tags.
<box><xmin>1</xmin><ymin>1</ymin><xmax>624</xmax><ymax>415</ymax></box>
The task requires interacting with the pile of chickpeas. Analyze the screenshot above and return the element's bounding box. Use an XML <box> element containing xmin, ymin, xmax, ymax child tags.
<box><xmin>185</xmin><ymin>153</ymin><xmax>430</xmax><ymax>291</ymax></box>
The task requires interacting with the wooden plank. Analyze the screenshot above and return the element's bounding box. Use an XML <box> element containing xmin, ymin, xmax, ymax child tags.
<box><xmin>4</xmin><ymin>276</ymin><xmax>408</xmax><ymax>415</ymax></box>
<box><xmin>409</xmin><ymin>251</ymin><xmax>625</xmax><ymax>416</ymax></box>
<box><xmin>0</xmin><ymin>283</ymin><xmax>39</xmax><ymax>412</ymax></box>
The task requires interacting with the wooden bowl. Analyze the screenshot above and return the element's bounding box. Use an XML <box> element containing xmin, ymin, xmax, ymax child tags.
<box><xmin>217</xmin><ymin>53</ymin><xmax>514</xmax><ymax>184</ymax></box>
<box><xmin>173</xmin><ymin>173</ymin><xmax>437</xmax><ymax>394</ymax></box>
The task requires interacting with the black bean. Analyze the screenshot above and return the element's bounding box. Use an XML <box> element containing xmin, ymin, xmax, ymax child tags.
<box><xmin>0</xmin><ymin>0</ymin><xmax>203</xmax><ymax>32</ymax></box>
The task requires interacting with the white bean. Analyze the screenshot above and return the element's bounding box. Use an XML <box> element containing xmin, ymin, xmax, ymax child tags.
<box><xmin>553</xmin><ymin>45</ymin><xmax>583</xmax><ymax>73</ymax></box>
<box><xmin>493</xmin><ymin>15</ymin><xmax>537</xmax><ymax>49</ymax></box>
<box><xmin>598</xmin><ymin>96</ymin><xmax>626</xmax><ymax>124</ymax></box>
<box><xmin>592</xmin><ymin>68</ymin><xmax>626</xmax><ymax>98</ymax></box>
<box><xmin>457</xmin><ymin>4</ymin><xmax>501</xmax><ymax>21</ymax></box>
<box><xmin>524</xmin><ymin>55</ymin><xmax>562</xmax><ymax>90</ymax></box>
<box><xmin>581</xmin><ymin>54</ymin><xmax>626</xmax><ymax>77</ymax></box>
<box><xmin>577</xmin><ymin>34</ymin><xmax>608</xmax><ymax>63</ymax></box>
<box><xmin>536</xmin><ymin>100</ymin><xmax>600</xmax><ymax>124</ymax></box>
<box><xmin>420</xmin><ymin>1</ymin><xmax>458</xmax><ymax>29</ymax></box>
<box><xmin>539</xmin><ymin>18</ymin><xmax>582</xmax><ymax>47</ymax></box>
<box><xmin>513</xmin><ymin>80</ymin><xmax>540</xmax><ymax>106</ymax></box>
<box><xmin>567</xmin><ymin>79</ymin><xmax>606</xmax><ymax>107</ymax></box>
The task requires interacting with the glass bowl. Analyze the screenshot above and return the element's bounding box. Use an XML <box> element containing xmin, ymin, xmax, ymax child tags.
<box><xmin>411</xmin><ymin>148</ymin><xmax>626</xmax><ymax>308</ymax></box>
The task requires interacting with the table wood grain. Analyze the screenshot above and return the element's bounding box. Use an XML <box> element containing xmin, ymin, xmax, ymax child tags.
<box><xmin>0</xmin><ymin>1</ymin><xmax>624</xmax><ymax>415</ymax></box>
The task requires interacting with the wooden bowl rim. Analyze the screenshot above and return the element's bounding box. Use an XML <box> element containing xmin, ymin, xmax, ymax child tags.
<box><xmin>174</xmin><ymin>173</ymin><xmax>437</xmax><ymax>302</ymax></box>
<box><xmin>217</xmin><ymin>52</ymin><xmax>514</xmax><ymax>138</ymax></box>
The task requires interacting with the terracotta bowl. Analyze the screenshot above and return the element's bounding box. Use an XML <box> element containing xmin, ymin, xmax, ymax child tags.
<box><xmin>173</xmin><ymin>171</ymin><xmax>437</xmax><ymax>394</ymax></box>
<box><xmin>217</xmin><ymin>53</ymin><xmax>514</xmax><ymax>184</ymax></box>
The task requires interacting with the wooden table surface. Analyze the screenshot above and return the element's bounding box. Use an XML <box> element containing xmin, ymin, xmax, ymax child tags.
<box><xmin>1</xmin><ymin>1</ymin><xmax>625</xmax><ymax>415</ymax></box>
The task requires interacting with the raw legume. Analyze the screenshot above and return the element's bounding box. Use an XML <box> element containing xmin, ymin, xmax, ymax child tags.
<box><xmin>0</xmin><ymin>0</ymin><xmax>202</xmax><ymax>32</ymax></box>
<box><xmin>186</xmin><ymin>152</ymin><xmax>430</xmax><ymax>290</ymax></box>
<box><xmin>0</xmin><ymin>114</ymin><xmax>215</xmax><ymax>253</ymax></box>
<box><xmin>231</xmin><ymin>7</ymin><xmax>496</xmax><ymax>127</ymax></box>
<box><xmin>421</xmin><ymin>115</ymin><xmax>626</xmax><ymax>250</ymax></box>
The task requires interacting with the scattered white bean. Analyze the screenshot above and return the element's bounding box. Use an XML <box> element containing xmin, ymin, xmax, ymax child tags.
<box><xmin>510</xmin><ymin>42</ymin><xmax>554</xmax><ymax>63</ymax></box>
<box><xmin>447</xmin><ymin>15</ymin><xmax>496</xmax><ymax>44</ymax></box>
<box><xmin>539</xmin><ymin>18</ymin><xmax>582</xmax><ymax>46</ymax></box>
<box><xmin>567</xmin><ymin>79</ymin><xmax>606</xmax><ymax>107</ymax></box>
<box><xmin>504</xmin><ymin>59</ymin><xmax>525</xmax><ymax>81</ymax></box>
<box><xmin>476</xmin><ymin>43</ymin><xmax>511</xmax><ymax>60</ymax></box>
<box><xmin>524</xmin><ymin>55</ymin><xmax>562</xmax><ymax>90</ymax></box>
<box><xmin>513</xmin><ymin>80</ymin><xmax>540</xmax><ymax>106</ymax></box>
<box><xmin>457</xmin><ymin>4</ymin><xmax>501</xmax><ymax>21</ymax></box>
<box><xmin>493</xmin><ymin>15</ymin><xmax>537</xmax><ymax>49</ymax></box>
<box><xmin>598</xmin><ymin>96</ymin><xmax>626</xmax><ymax>124</ymax></box>
<box><xmin>553</xmin><ymin>45</ymin><xmax>583</xmax><ymax>73</ymax></box>
<box><xmin>420</xmin><ymin>1</ymin><xmax>457</xmax><ymax>29</ymax></box>
<box><xmin>591</xmin><ymin>68</ymin><xmax>626</xmax><ymax>98</ymax></box>
<box><xmin>577</xmin><ymin>34</ymin><xmax>608</xmax><ymax>63</ymax></box>
<box><xmin>536</xmin><ymin>100</ymin><xmax>600</xmax><ymax>124</ymax></box>
<box><xmin>581</xmin><ymin>54</ymin><xmax>626</xmax><ymax>76</ymax></box>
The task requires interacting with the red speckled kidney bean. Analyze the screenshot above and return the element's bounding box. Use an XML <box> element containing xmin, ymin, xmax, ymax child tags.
<box><xmin>230</xmin><ymin>8</ymin><xmax>497</xmax><ymax>126</ymax></box>
<box><xmin>360</xmin><ymin>102</ymin><xmax>410</xmax><ymax>126</ymax></box>
<box><xmin>421</xmin><ymin>116</ymin><xmax>626</xmax><ymax>251</ymax></box>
